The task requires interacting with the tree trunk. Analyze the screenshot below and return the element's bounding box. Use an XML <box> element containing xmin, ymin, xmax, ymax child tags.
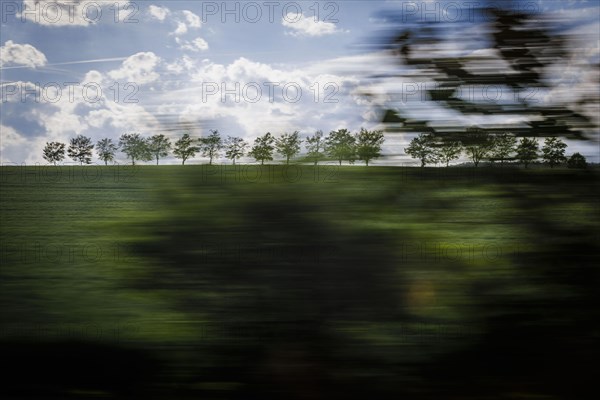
<box><xmin>366</xmin><ymin>160</ymin><xmax>369</xmax><ymax>166</ymax></box>
<box><xmin>286</xmin><ymin>156</ymin><xmax>290</xmax><ymax>165</ymax></box>
<box><xmin>233</xmin><ymin>158</ymin><xmax>236</xmax><ymax>165</ymax></box>
<box><xmin>156</xmin><ymin>156</ymin><xmax>159</xmax><ymax>165</ymax></box>
<box><xmin>105</xmin><ymin>160</ymin><xmax>108</xmax><ymax>166</ymax></box>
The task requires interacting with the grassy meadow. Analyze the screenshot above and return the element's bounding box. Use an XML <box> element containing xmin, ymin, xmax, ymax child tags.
<box><xmin>1</xmin><ymin>164</ymin><xmax>599</xmax><ymax>399</ymax></box>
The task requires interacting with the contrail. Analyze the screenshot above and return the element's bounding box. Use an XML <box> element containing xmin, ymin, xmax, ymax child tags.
<box><xmin>0</xmin><ymin>57</ymin><xmax>128</xmax><ymax>70</ymax></box>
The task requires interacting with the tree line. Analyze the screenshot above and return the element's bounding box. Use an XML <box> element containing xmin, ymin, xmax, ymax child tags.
<box><xmin>42</xmin><ymin>129</ymin><xmax>385</xmax><ymax>166</ymax></box>
<box><xmin>42</xmin><ymin>128</ymin><xmax>588</xmax><ymax>168</ymax></box>
<box><xmin>405</xmin><ymin>128</ymin><xmax>588</xmax><ymax>169</ymax></box>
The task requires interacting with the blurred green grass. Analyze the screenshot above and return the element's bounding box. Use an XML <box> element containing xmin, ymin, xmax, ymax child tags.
<box><xmin>1</xmin><ymin>164</ymin><xmax>598</xmax><ymax>399</ymax></box>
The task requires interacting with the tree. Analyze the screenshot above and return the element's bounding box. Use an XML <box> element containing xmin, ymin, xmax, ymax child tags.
<box><xmin>516</xmin><ymin>137</ymin><xmax>539</xmax><ymax>168</ymax></box>
<box><xmin>374</xmin><ymin>3</ymin><xmax>597</xmax><ymax>141</ymax></box>
<box><xmin>173</xmin><ymin>133</ymin><xmax>197</xmax><ymax>165</ymax></box>
<box><xmin>224</xmin><ymin>136</ymin><xmax>248</xmax><ymax>165</ymax></box>
<box><xmin>462</xmin><ymin>127</ymin><xmax>493</xmax><ymax>167</ymax></box>
<box><xmin>148</xmin><ymin>134</ymin><xmax>172</xmax><ymax>165</ymax></box>
<box><xmin>275</xmin><ymin>131</ymin><xmax>302</xmax><ymax>164</ymax></box>
<box><xmin>355</xmin><ymin>128</ymin><xmax>385</xmax><ymax>166</ymax></box>
<box><xmin>119</xmin><ymin>133</ymin><xmax>152</xmax><ymax>166</ymax></box>
<box><xmin>490</xmin><ymin>133</ymin><xmax>517</xmax><ymax>165</ymax></box>
<box><xmin>305</xmin><ymin>130</ymin><xmax>325</xmax><ymax>166</ymax></box>
<box><xmin>541</xmin><ymin>137</ymin><xmax>567</xmax><ymax>168</ymax></box>
<box><xmin>325</xmin><ymin>129</ymin><xmax>356</xmax><ymax>165</ymax></box>
<box><xmin>436</xmin><ymin>140</ymin><xmax>462</xmax><ymax>167</ymax></box>
<box><xmin>249</xmin><ymin>132</ymin><xmax>275</xmax><ymax>165</ymax></box>
<box><xmin>67</xmin><ymin>135</ymin><xmax>94</xmax><ymax>165</ymax></box>
<box><xmin>405</xmin><ymin>133</ymin><xmax>437</xmax><ymax>167</ymax></box>
<box><xmin>199</xmin><ymin>130</ymin><xmax>223</xmax><ymax>165</ymax></box>
<box><xmin>42</xmin><ymin>142</ymin><xmax>66</xmax><ymax>165</ymax></box>
<box><xmin>96</xmin><ymin>138</ymin><xmax>119</xmax><ymax>166</ymax></box>
<box><xmin>567</xmin><ymin>152</ymin><xmax>587</xmax><ymax>169</ymax></box>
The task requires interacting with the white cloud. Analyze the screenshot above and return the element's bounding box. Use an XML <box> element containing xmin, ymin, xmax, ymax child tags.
<box><xmin>282</xmin><ymin>13</ymin><xmax>347</xmax><ymax>37</ymax></box>
<box><xmin>151</xmin><ymin>56</ymin><xmax>366</xmax><ymax>143</ymax></box>
<box><xmin>108</xmin><ymin>52</ymin><xmax>161</xmax><ymax>85</ymax></box>
<box><xmin>179</xmin><ymin>37</ymin><xmax>209</xmax><ymax>52</ymax></box>
<box><xmin>0</xmin><ymin>41</ymin><xmax>47</xmax><ymax>68</ymax></box>
<box><xmin>182</xmin><ymin>10</ymin><xmax>201</xmax><ymax>28</ymax></box>
<box><xmin>172</xmin><ymin>21</ymin><xmax>188</xmax><ymax>35</ymax></box>
<box><xmin>148</xmin><ymin>4</ymin><xmax>170</xmax><ymax>21</ymax></box>
<box><xmin>0</xmin><ymin>125</ymin><xmax>27</xmax><ymax>151</ymax></box>
<box><xmin>165</xmin><ymin>55</ymin><xmax>196</xmax><ymax>74</ymax></box>
<box><xmin>170</xmin><ymin>10</ymin><xmax>202</xmax><ymax>36</ymax></box>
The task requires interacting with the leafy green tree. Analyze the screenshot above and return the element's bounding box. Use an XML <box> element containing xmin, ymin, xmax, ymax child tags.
<box><xmin>249</xmin><ymin>132</ymin><xmax>275</xmax><ymax>165</ymax></box>
<box><xmin>541</xmin><ymin>137</ymin><xmax>567</xmax><ymax>168</ymax></box>
<box><xmin>148</xmin><ymin>134</ymin><xmax>172</xmax><ymax>165</ymax></box>
<box><xmin>405</xmin><ymin>133</ymin><xmax>437</xmax><ymax>167</ymax></box>
<box><xmin>567</xmin><ymin>152</ymin><xmax>587</xmax><ymax>169</ymax></box>
<box><xmin>516</xmin><ymin>137</ymin><xmax>539</xmax><ymax>168</ymax></box>
<box><xmin>275</xmin><ymin>131</ymin><xmax>302</xmax><ymax>164</ymax></box>
<box><xmin>325</xmin><ymin>129</ymin><xmax>356</xmax><ymax>165</ymax></box>
<box><xmin>224</xmin><ymin>136</ymin><xmax>248</xmax><ymax>165</ymax></box>
<box><xmin>199</xmin><ymin>130</ymin><xmax>223</xmax><ymax>165</ymax></box>
<box><xmin>173</xmin><ymin>133</ymin><xmax>197</xmax><ymax>165</ymax></box>
<box><xmin>356</xmin><ymin>128</ymin><xmax>385</xmax><ymax>166</ymax></box>
<box><xmin>435</xmin><ymin>140</ymin><xmax>462</xmax><ymax>167</ymax></box>
<box><xmin>490</xmin><ymin>133</ymin><xmax>517</xmax><ymax>165</ymax></box>
<box><xmin>119</xmin><ymin>133</ymin><xmax>152</xmax><ymax>166</ymax></box>
<box><xmin>305</xmin><ymin>130</ymin><xmax>325</xmax><ymax>166</ymax></box>
<box><xmin>96</xmin><ymin>138</ymin><xmax>119</xmax><ymax>166</ymax></box>
<box><xmin>67</xmin><ymin>135</ymin><xmax>94</xmax><ymax>165</ymax></box>
<box><xmin>376</xmin><ymin>3</ymin><xmax>597</xmax><ymax>141</ymax></box>
<box><xmin>42</xmin><ymin>141</ymin><xmax>66</xmax><ymax>165</ymax></box>
<box><xmin>462</xmin><ymin>127</ymin><xmax>493</xmax><ymax>167</ymax></box>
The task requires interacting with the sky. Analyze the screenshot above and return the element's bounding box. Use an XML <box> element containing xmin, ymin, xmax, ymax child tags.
<box><xmin>0</xmin><ymin>0</ymin><xmax>598</xmax><ymax>165</ymax></box>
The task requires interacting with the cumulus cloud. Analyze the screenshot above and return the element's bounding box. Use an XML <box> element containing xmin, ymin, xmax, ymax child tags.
<box><xmin>0</xmin><ymin>125</ymin><xmax>27</xmax><ymax>150</ymax></box>
<box><xmin>170</xmin><ymin>9</ymin><xmax>202</xmax><ymax>36</ymax></box>
<box><xmin>148</xmin><ymin>4</ymin><xmax>170</xmax><ymax>21</ymax></box>
<box><xmin>153</xmin><ymin>56</ymin><xmax>366</xmax><ymax>141</ymax></box>
<box><xmin>282</xmin><ymin>13</ymin><xmax>347</xmax><ymax>37</ymax></box>
<box><xmin>182</xmin><ymin>10</ymin><xmax>201</xmax><ymax>28</ymax></box>
<box><xmin>172</xmin><ymin>21</ymin><xmax>188</xmax><ymax>35</ymax></box>
<box><xmin>108</xmin><ymin>52</ymin><xmax>161</xmax><ymax>85</ymax></box>
<box><xmin>178</xmin><ymin>37</ymin><xmax>209</xmax><ymax>52</ymax></box>
<box><xmin>0</xmin><ymin>41</ymin><xmax>47</xmax><ymax>68</ymax></box>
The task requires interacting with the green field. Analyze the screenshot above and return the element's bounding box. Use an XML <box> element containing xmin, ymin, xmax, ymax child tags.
<box><xmin>1</xmin><ymin>164</ymin><xmax>599</xmax><ymax>399</ymax></box>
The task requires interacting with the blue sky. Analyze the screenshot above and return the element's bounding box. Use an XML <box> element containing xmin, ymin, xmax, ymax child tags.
<box><xmin>1</xmin><ymin>0</ymin><xmax>598</xmax><ymax>165</ymax></box>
